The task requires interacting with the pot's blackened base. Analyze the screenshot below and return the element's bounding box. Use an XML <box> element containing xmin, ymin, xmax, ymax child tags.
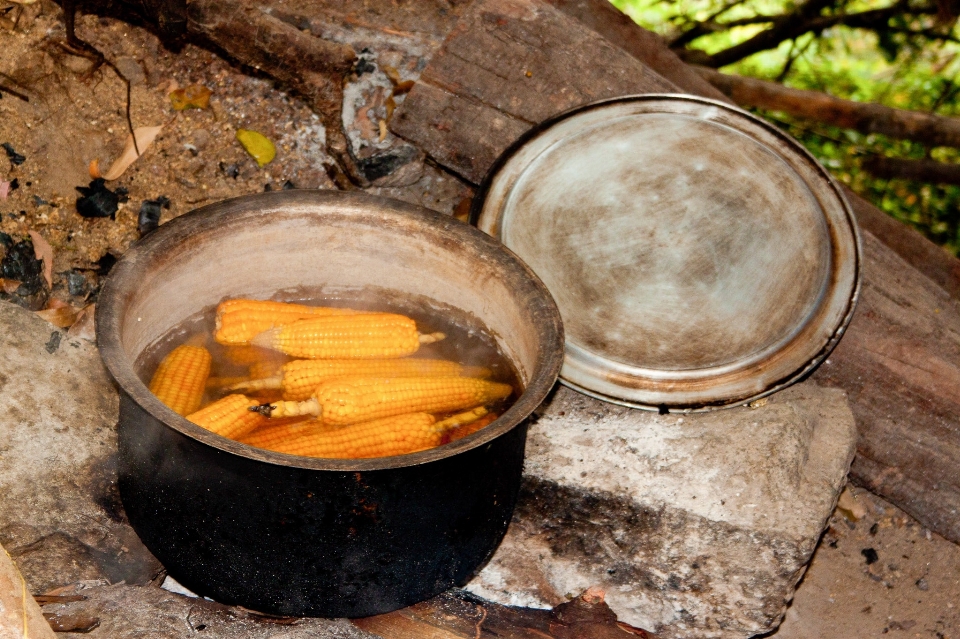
<box><xmin>117</xmin><ymin>394</ymin><xmax>527</xmax><ymax>618</ymax></box>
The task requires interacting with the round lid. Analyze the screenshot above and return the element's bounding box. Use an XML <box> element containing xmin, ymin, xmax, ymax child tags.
<box><xmin>474</xmin><ymin>95</ymin><xmax>860</xmax><ymax>411</ymax></box>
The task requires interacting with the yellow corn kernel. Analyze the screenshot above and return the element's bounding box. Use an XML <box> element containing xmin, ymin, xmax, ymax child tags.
<box><xmin>259</xmin><ymin>376</ymin><xmax>513</xmax><ymax>427</ymax></box>
<box><xmin>149</xmin><ymin>345</ymin><xmax>212</xmax><ymax>415</ymax></box>
<box><xmin>252</xmin><ymin>313</ymin><xmax>444</xmax><ymax>360</ymax></box>
<box><xmin>214</xmin><ymin>299</ymin><xmax>360</xmax><ymax>346</ymax></box>
<box><xmin>248</xmin><ymin>412</ymin><xmax>440</xmax><ymax>458</ymax></box>
<box><xmin>240</xmin><ymin>418</ymin><xmax>331</xmax><ymax>449</ymax></box>
<box><xmin>186</xmin><ymin>394</ymin><xmax>267</xmax><ymax>439</ymax></box>
<box><xmin>231</xmin><ymin>358</ymin><xmax>491</xmax><ymax>401</ymax></box>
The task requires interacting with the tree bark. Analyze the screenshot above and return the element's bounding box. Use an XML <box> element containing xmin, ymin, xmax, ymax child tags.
<box><xmin>863</xmin><ymin>155</ymin><xmax>960</xmax><ymax>185</ymax></box>
<box><xmin>695</xmin><ymin>65</ymin><xmax>960</xmax><ymax>149</ymax></box>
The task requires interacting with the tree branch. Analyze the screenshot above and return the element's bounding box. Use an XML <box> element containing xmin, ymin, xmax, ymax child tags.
<box><xmin>695</xmin><ymin>66</ymin><xmax>960</xmax><ymax>148</ymax></box>
<box><xmin>680</xmin><ymin>0</ymin><xmax>943</xmax><ymax>67</ymax></box>
<box><xmin>862</xmin><ymin>155</ymin><xmax>960</xmax><ymax>185</ymax></box>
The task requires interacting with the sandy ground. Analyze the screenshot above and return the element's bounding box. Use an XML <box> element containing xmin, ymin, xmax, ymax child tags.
<box><xmin>0</xmin><ymin>0</ymin><xmax>468</xmax><ymax>309</ymax></box>
<box><xmin>1</xmin><ymin>4</ymin><xmax>959</xmax><ymax>638</ymax></box>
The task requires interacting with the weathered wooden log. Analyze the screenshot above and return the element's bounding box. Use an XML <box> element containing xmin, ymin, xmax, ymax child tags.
<box><xmin>0</xmin><ymin>544</ymin><xmax>58</xmax><ymax>639</ymax></box>
<box><xmin>694</xmin><ymin>65</ymin><xmax>960</xmax><ymax>150</ymax></box>
<box><xmin>389</xmin><ymin>0</ymin><xmax>960</xmax><ymax>545</ymax></box>
<box><xmin>354</xmin><ymin>588</ymin><xmax>658</xmax><ymax>639</ymax></box>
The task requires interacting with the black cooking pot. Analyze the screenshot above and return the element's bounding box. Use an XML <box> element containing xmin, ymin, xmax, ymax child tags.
<box><xmin>96</xmin><ymin>191</ymin><xmax>563</xmax><ymax>617</ymax></box>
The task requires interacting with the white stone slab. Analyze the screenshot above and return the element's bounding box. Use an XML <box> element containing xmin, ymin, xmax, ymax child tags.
<box><xmin>466</xmin><ymin>383</ymin><xmax>857</xmax><ymax>639</ymax></box>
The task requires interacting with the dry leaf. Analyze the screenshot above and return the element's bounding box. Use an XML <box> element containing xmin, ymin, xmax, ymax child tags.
<box><xmin>0</xmin><ymin>278</ymin><xmax>21</xmax><ymax>294</ymax></box>
<box><xmin>236</xmin><ymin>129</ymin><xmax>276</xmax><ymax>167</ymax></box>
<box><xmin>103</xmin><ymin>126</ymin><xmax>163</xmax><ymax>181</ymax></box>
<box><xmin>68</xmin><ymin>304</ymin><xmax>96</xmax><ymax>342</ymax></box>
<box><xmin>27</xmin><ymin>230</ymin><xmax>53</xmax><ymax>289</ymax></box>
<box><xmin>36</xmin><ymin>305</ymin><xmax>80</xmax><ymax>328</ymax></box>
<box><xmin>8</xmin><ymin>0</ymin><xmax>39</xmax><ymax>5</ymax></box>
<box><xmin>170</xmin><ymin>84</ymin><xmax>212</xmax><ymax>111</ymax></box>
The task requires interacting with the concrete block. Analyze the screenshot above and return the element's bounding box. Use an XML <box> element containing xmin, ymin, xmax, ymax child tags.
<box><xmin>0</xmin><ymin>301</ymin><xmax>161</xmax><ymax>593</ymax></box>
<box><xmin>466</xmin><ymin>383</ymin><xmax>857</xmax><ymax>639</ymax></box>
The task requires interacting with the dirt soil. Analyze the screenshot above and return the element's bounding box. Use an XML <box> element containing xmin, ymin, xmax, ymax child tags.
<box><xmin>1</xmin><ymin>4</ymin><xmax>959</xmax><ymax>638</ymax></box>
<box><xmin>0</xmin><ymin>0</ymin><xmax>469</xmax><ymax>311</ymax></box>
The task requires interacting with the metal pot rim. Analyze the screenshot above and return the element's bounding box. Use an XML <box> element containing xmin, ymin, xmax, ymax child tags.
<box><xmin>96</xmin><ymin>190</ymin><xmax>564</xmax><ymax>471</ymax></box>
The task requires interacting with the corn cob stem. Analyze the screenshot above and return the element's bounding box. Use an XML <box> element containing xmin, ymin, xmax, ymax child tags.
<box><xmin>251</xmin><ymin>376</ymin><xmax>513</xmax><ymax>426</ymax></box>
<box><xmin>229</xmin><ymin>358</ymin><xmax>492</xmax><ymax>400</ymax></box>
<box><xmin>149</xmin><ymin>345</ymin><xmax>212</xmax><ymax>415</ymax></box>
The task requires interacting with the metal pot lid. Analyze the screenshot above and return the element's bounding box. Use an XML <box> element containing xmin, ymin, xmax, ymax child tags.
<box><xmin>473</xmin><ymin>95</ymin><xmax>861</xmax><ymax>411</ymax></box>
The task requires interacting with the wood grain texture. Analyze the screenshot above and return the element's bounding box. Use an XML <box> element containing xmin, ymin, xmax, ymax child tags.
<box><xmin>392</xmin><ymin>0</ymin><xmax>960</xmax><ymax>543</ymax></box>
<box><xmin>812</xmin><ymin>232</ymin><xmax>960</xmax><ymax>541</ymax></box>
<box><xmin>390</xmin><ymin>0</ymin><xmax>676</xmax><ymax>183</ymax></box>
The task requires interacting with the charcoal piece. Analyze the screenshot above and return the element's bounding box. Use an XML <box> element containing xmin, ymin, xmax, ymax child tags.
<box><xmin>67</xmin><ymin>270</ymin><xmax>89</xmax><ymax>296</ymax></box>
<box><xmin>32</xmin><ymin>195</ymin><xmax>48</xmax><ymax>206</ymax></box>
<box><xmin>861</xmin><ymin>547</ymin><xmax>879</xmax><ymax>565</ymax></box>
<box><xmin>0</xmin><ymin>236</ymin><xmax>48</xmax><ymax>309</ymax></box>
<box><xmin>138</xmin><ymin>196</ymin><xmax>170</xmax><ymax>236</ymax></box>
<box><xmin>1</xmin><ymin>142</ymin><xmax>25</xmax><ymax>165</ymax></box>
<box><xmin>75</xmin><ymin>179</ymin><xmax>129</xmax><ymax>220</ymax></box>
<box><xmin>281</xmin><ymin>180</ymin><xmax>296</xmax><ymax>190</ymax></box>
<box><xmin>219</xmin><ymin>162</ymin><xmax>240</xmax><ymax>179</ymax></box>
<box><xmin>1</xmin><ymin>237</ymin><xmax>44</xmax><ymax>295</ymax></box>
<box><xmin>8</xmin><ymin>178</ymin><xmax>18</xmax><ymax>192</ymax></box>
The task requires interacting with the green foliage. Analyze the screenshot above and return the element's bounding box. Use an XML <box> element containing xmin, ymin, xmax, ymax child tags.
<box><xmin>612</xmin><ymin>0</ymin><xmax>960</xmax><ymax>254</ymax></box>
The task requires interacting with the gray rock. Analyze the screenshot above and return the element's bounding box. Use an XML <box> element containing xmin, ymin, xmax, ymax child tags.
<box><xmin>465</xmin><ymin>382</ymin><xmax>857</xmax><ymax>639</ymax></box>
<box><xmin>0</xmin><ymin>301</ymin><xmax>161</xmax><ymax>594</ymax></box>
<box><xmin>39</xmin><ymin>583</ymin><xmax>378</xmax><ymax>639</ymax></box>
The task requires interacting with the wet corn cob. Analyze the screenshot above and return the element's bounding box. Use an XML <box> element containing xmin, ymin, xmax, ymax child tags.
<box><xmin>231</xmin><ymin>358</ymin><xmax>491</xmax><ymax>401</ymax></box>
<box><xmin>443</xmin><ymin>412</ymin><xmax>498</xmax><ymax>444</ymax></box>
<box><xmin>247</xmin><ymin>412</ymin><xmax>439</xmax><ymax>458</ymax></box>
<box><xmin>238</xmin><ymin>417</ymin><xmax>324</xmax><ymax>449</ymax></box>
<box><xmin>257</xmin><ymin>376</ymin><xmax>513</xmax><ymax>427</ymax></box>
<box><xmin>186</xmin><ymin>394</ymin><xmax>267</xmax><ymax>439</ymax></box>
<box><xmin>214</xmin><ymin>299</ymin><xmax>360</xmax><ymax>346</ymax></box>
<box><xmin>251</xmin><ymin>313</ymin><xmax>445</xmax><ymax>360</ymax></box>
<box><xmin>149</xmin><ymin>345</ymin><xmax>212</xmax><ymax>415</ymax></box>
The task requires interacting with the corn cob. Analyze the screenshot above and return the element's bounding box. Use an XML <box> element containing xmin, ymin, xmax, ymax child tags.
<box><xmin>443</xmin><ymin>412</ymin><xmax>498</xmax><ymax>444</ymax></box>
<box><xmin>255</xmin><ymin>376</ymin><xmax>513</xmax><ymax>427</ymax></box>
<box><xmin>251</xmin><ymin>313</ymin><xmax>445</xmax><ymax>360</ymax></box>
<box><xmin>222</xmin><ymin>345</ymin><xmax>277</xmax><ymax>366</ymax></box>
<box><xmin>250</xmin><ymin>412</ymin><xmax>438</xmax><ymax>458</ymax></box>
<box><xmin>214</xmin><ymin>299</ymin><xmax>361</xmax><ymax>346</ymax></box>
<box><xmin>230</xmin><ymin>358</ymin><xmax>491</xmax><ymax>401</ymax></box>
<box><xmin>243</xmin><ymin>407</ymin><xmax>494</xmax><ymax>458</ymax></box>
<box><xmin>238</xmin><ymin>417</ymin><xmax>325</xmax><ymax>449</ymax></box>
<box><xmin>149</xmin><ymin>345</ymin><xmax>212</xmax><ymax>415</ymax></box>
<box><xmin>186</xmin><ymin>394</ymin><xmax>267</xmax><ymax>439</ymax></box>
<box><xmin>434</xmin><ymin>406</ymin><xmax>488</xmax><ymax>431</ymax></box>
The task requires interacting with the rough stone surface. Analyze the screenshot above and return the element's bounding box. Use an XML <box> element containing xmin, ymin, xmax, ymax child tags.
<box><xmin>465</xmin><ymin>382</ymin><xmax>857</xmax><ymax>639</ymax></box>
<box><xmin>38</xmin><ymin>582</ymin><xmax>378</xmax><ymax>639</ymax></box>
<box><xmin>0</xmin><ymin>301</ymin><xmax>161</xmax><ymax>594</ymax></box>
